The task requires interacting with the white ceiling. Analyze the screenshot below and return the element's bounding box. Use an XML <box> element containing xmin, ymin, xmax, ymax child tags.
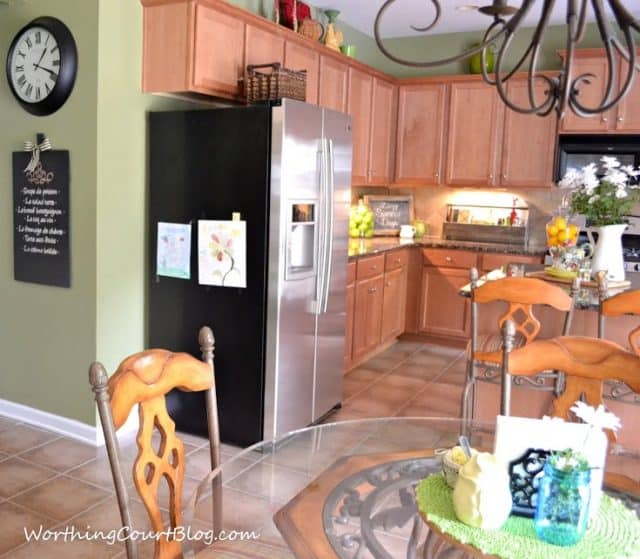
<box><xmin>318</xmin><ymin>1</ymin><xmax>640</xmax><ymax>39</ymax></box>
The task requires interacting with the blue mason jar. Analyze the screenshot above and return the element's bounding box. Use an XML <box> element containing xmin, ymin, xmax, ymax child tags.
<box><xmin>534</xmin><ymin>461</ymin><xmax>591</xmax><ymax>546</ymax></box>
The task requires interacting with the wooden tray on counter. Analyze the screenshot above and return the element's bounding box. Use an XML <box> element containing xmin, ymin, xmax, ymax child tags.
<box><xmin>525</xmin><ymin>270</ymin><xmax>631</xmax><ymax>289</ymax></box>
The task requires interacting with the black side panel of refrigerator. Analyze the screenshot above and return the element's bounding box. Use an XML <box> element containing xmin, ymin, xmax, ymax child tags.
<box><xmin>148</xmin><ymin>107</ymin><xmax>272</xmax><ymax>446</ymax></box>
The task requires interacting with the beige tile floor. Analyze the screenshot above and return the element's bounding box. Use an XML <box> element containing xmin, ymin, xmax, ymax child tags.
<box><xmin>0</xmin><ymin>340</ymin><xmax>466</xmax><ymax>558</ymax></box>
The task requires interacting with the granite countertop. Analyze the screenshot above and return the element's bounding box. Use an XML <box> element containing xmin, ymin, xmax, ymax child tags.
<box><xmin>348</xmin><ymin>236</ymin><xmax>547</xmax><ymax>259</ymax></box>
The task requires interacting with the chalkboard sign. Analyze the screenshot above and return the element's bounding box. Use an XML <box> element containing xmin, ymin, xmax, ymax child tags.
<box><xmin>363</xmin><ymin>195</ymin><xmax>415</xmax><ymax>236</ymax></box>
<box><xmin>13</xmin><ymin>151</ymin><xmax>70</xmax><ymax>287</ymax></box>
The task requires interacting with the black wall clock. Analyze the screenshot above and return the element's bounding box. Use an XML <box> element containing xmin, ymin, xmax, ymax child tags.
<box><xmin>6</xmin><ymin>16</ymin><xmax>78</xmax><ymax>116</ymax></box>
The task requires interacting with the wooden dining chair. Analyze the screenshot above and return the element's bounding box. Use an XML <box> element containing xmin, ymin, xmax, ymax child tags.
<box><xmin>500</xmin><ymin>319</ymin><xmax>640</xmax><ymax>443</ymax></box>
<box><xmin>89</xmin><ymin>326</ymin><xmax>221</xmax><ymax>559</ymax></box>
<box><xmin>596</xmin><ymin>272</ymin><xmax>640</xmax><ymax>355</ymax></box>
<box><xmin>462</xmin><ymin>267</ymin><xmax>578</xmax><ymax>424</ymax></box>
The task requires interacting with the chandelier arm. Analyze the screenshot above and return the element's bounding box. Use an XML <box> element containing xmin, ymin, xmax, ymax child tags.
<box><xmin>611</xmin><ymin>37</ymin><xmax>640</xmax><ymax>72</ymax></box>
<box><xmin>480</xmin><ymin>19</ymin><xmax>521</xmax><ymax>86</ymax></box>
<box><xmin>373</xmin><ymin>0</ymin><xmax>510</xmax><ymax>68</ymax></box>
<box><xmin>410</xmin><ymin>0</ymin><xmax>441</xmax><ymax>33</ymax></box>
<box><xmin>556</xmin><ymin>1</ymin><xmax>581</xmax><ymax>118</ymax></box>
<box><xmin>572</xmin><ymin>0</ymin><xmax>591</xmax><ymax>43</ymax></box>
<box><xmin>571</xmin><ymin>28</ymin><xmax>637</xmax><ymax>115</ymax></box>
<box><xmin>492</xmin><ymin>31</ymin><xmax>552</xmax><ymax>115</ymax></box>
<box><xmin>607</xmin><ymin>0</ymin><xmax>640</xmax><ymax>32</ymax></box>
<box><xmin>569</xmin><ymin>0</ymin><xmax>617</xmax><ymax>114</ymax></box>
<box><xmin>526</xmin><ymin>0</ymin><xmax>560</xmax><ymax>110</ymax></box>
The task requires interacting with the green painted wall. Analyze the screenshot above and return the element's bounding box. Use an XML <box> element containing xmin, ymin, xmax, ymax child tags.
<box><xmin>0</xmin><ymin>0</ymin><xmax>99</xmax><ymax>425</ymax></box>
<box><xmin>95</xmin><ymin>0</ymin><xmax>200</xmax><ymax>385</ymax></box>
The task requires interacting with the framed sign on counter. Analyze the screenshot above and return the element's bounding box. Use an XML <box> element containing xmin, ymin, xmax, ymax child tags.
<box><xmin>363</xmin><ymin>195</ymin><xmax>415</xmax><ymax>236</ymax></box>
<box><xmin>12</xmin><ymin>150</ymin><xmax>70</xmax><ymax>287</ymax></box>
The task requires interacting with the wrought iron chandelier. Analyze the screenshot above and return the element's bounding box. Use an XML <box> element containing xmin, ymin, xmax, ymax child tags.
<box><xmin>374</xmin><ymin>0</ymin><xmax>639</xmax><ymax>118</ymax></box>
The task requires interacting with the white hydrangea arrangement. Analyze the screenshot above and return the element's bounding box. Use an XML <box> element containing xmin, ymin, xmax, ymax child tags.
<box><xmin>559</xmin><ymin>156</ymin><xmax>640</xmax><ymax>226</ymax></box>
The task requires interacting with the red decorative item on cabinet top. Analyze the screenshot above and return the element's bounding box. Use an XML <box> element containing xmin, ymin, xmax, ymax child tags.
<box><xmin>279</xmin><ymin>0</ymin><xmax>311</xmax><ymax>31</ymax></box>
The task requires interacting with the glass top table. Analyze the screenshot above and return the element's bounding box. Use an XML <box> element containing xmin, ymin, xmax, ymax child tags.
<box><xmin>182</xmin><ymin>417</ymin><xmax>639</xmax><ymax>559</ymax></box>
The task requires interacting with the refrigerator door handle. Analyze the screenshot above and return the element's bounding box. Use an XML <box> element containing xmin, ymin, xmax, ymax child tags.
<box><xmin>315</xmin><ymin>138</ymin><xmax>329</xmax><ymax>314</ymax></box>
<box><xmin>321</xmin><ymin>139</ymin><xmax>335</xmax><ymax>314</ymax></box>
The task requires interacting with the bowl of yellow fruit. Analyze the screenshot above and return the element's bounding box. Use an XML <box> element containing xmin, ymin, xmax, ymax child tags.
<box><xmin>436</xmin><ymin>445</ymin><xmax>476</xmax><ymax>488</ymax></box>
<box><xmin>546</xmin><ymin>214</ymin><xmax>579</xmax><ymax>249</ymax></box>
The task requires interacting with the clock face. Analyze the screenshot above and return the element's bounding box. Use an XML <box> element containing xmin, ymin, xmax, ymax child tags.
<box><xmin>9</xmin><ymin>25</ymin><xmax>61</xmax><ymax>104</ymax></box>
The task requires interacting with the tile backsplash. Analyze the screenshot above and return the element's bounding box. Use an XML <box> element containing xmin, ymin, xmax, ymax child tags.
<box><xmin>352</xmin><ymin>186</ymin><xmax>566</xmax><ymax>249</ymax></box>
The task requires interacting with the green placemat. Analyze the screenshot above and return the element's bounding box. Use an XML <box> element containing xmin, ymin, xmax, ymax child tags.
<box><xmin>416</xmin><ymin>474</ymin><xmax>640</xmax><ymax>559</ymax></box>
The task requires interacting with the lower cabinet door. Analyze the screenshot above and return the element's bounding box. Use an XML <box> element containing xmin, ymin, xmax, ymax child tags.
<box><xmin>381</xmin><ymin>267</ymin><xmax>407</xmax><ymax>343</ymax></box>
<box><xmin>344</xmin><ymin>282</ymin><xmax>355</xmax><ymax>370</ymax></box>
<box><xmin>352</xmin><ymin>275</ymin><xmax>384</xmax><ymax>360</ymax></box>
<box><xmin>418</xmin><ymin>267</ymin><xmax>470</xmax><ymax>339</ymax></box>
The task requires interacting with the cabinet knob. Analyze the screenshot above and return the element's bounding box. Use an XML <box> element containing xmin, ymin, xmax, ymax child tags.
<box><xmin>618</xmin><ymin>116</ymin><xmax>624</xmax><ymax>123</ymax></box>
<box><xmin>445</xmin><ymin>256</ymin><xmax>453</xmax><ymax>263</ymax></box>
<box><xmin>385</xmin><ymin>282</ymin><xmax>391</xmax><ymax>287</ymax></box>
<box><xmin>368</xmin><ymin>287</ymin><xmax>377</xmax><ymax>294</ymax></box>
<box><xmin>502</xmin><ymin>173</ymin><xmax>507</xmax><ymax>179</ymax></box>
<box><xmin>434</xmin><ymin>172</ymin><xmax>439</xmax><ymax>179</ymax></box>
<box><xmin>601</xmin><ymin>117</ymin><xmax>608</xmax><ymax>123</ymax></box>
<box><xmin>488</xmin><ymin>174</ymin><xmax>493</xmax><ymax>181</ymax></box>
<box><xmin>395</xmin><ymin>258</ymin><xmax>401</xmax><ymax>264</ymax></box>
<box><xmin>371</xmin><ymin>265</ymin><xmax>377</xmax><ymax>270</ymax></box>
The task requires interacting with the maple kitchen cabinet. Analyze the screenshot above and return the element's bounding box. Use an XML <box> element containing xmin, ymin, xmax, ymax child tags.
<box><xmin>347</xmin><ymin>73</ymin><xmax>397</xmax><ymax>185</ymax></box>
<box><xmin>142</xmin><ymin>0</ymin><xmax>246</xmax><ymax>99</ymax></box>
<box><xmin>445</xmin><ymin>80</ymin><xmax>504</xmax><ymax>186</ymax></box>
<box><xmin>348</xmin><ymin>67</ymin><xmax>374</xmax><ymax>185</ymax></box>
<box><xmin>352</xmin><ymin>255</ymin><xmax>385</xmax><ymax>361</ymax></box>
<box><xmin>560</xmin><ymin>49</ymin><xmax>640</xmax><ymax>133</ymax></box>
<box><xmin>368</xmin><ymin>78</ymin><xmax>397</xmax><ymax>185</ymax></box>
<box><xmin>319</xmin><ymin>55</ymin><xmax>348</xmax><ymax>113</ymax></box>
<box><xmin>418</xmin><ymin>249</ymin><xmax>477</xmax><ymax>339</ymax></box>
<box><xmin>380</xmin><ymin>250</ymin><xmax>409</xmax><ymax>343</ymax></box>
<box><xmin>394</xmin><ymin>82</ymin><xmax>447</xmax><ymax>185</ymax></box>
<box><xmin>245</xmin><ymin>24</ymin><xmax>284</xmax><ymax>68</ymax></box>
<box><xmin>500</xmin><ymin>78</ymin><xmax>558</xmax><ymax>188</ymax></box>
<box><xmin>284</xmin><ymin>41</ymin><xmax>319</xmax><ymax>105</ymax></box>
<box><xmin>344</xmin><ymin>261</ymin><xmax>356</xmax><ymax>370</ymax></box>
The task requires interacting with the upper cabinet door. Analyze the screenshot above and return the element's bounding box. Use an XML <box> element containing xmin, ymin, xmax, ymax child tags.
<box><xmin>347</xmin><ymin>68</ymin><xmax>374</xmax><ymax>185</ymax></box>
<box><xmin>192</xmin><ymin>3</ymin><xmax>245</xmax><ymax>98</ymax></box>
<box><xmin>318</xmin><ymin>55</ymin><xmax>348</xmax><ymax>113</ymax></box>
<box><xmin>284</xmin><ymin>41</ymin><xmax>319</xmax><ymax>105</ymax></box>
<box><xmin>369</xmin><ymin>78</ymin><xmax>397</xmax><ymax>185</ymax></box>
<box><xmin>500</xmin><ymin>79</ymin><xmax>558</xmax><ymax>188</ymax></box>
<box><xmin>395</xmin><ymin>83</ymin><xmax>447</xmax><ymax>185</ymax></box>
<box><xmin>614</xmin><ymin>52</ymin><xmax>640</xmax><ymax>132</ymax></box>
<box><xmin>446</xmin><ymin>80</ymin><xmax>502</xmax><ymax>186</ymax></box>
<box><xmin>560</xmin><ymin>55</ymin><xmax>611</xmax><ymax>133</ymax></box>
<box><xmin>245</xmin><ymin>24</ymin><xmax>285</xmax><ymax>68</ymax></box>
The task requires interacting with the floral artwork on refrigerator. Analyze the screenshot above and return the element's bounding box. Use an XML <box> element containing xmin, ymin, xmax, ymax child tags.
<box><xmin>198</xmin><ymin>220</ymin><xmax>247</xmax><ymax>288</ymax></box>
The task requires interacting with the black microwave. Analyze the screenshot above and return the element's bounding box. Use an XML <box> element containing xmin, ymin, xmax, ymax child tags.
<box><xmin>556</xmin><ymin>135</ymin><xmax>640</xmax><ymax>181</ymax></box>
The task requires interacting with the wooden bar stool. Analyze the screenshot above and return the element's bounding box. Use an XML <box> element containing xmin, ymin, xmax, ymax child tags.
<box><xmin>462</xmin><ymin>267</ymin><xmax>578</xmax><ymax>426</ymax></box>
<box><xmin>89</xmin><ymin>326</ymin><xmax>221</xmax><ymax>559</ymax></box>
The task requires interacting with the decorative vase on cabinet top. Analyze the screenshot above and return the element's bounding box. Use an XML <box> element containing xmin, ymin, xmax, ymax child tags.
<box><xmin>587</xmin><ymin>223</ymin><xmax>627</xmax><ymax>281</ymax></box>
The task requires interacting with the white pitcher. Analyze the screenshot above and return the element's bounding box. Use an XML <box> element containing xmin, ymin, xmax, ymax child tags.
<box><xmin>587</xmin><ymin>224</ymin><xmax>628</xmax><ymax>281</ymax></box>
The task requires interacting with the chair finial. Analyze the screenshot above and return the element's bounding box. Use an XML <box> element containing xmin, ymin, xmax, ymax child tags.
<box><xmin>470</xmin><ymin>267</ymin><xmax>479</xmax><ymax>289</ymax></box>
<box><xmin>89</xmin><ymin>361</ymin><xmax>108</xmax><ymax>389</ymax></box>
<box><xmin>199</xmin><ymin>326</ymin><xmax>215</xmax><ymax>360</ymax></box>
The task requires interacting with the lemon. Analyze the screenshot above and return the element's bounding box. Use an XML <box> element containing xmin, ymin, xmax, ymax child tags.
<box><xmin>554</xmin><ymin>217</ymin><xmax>567</xmax><ymax>230</ymax></box>
<box><xmin>569</xmin><ymin>224</ymin><xmax>579</xmax><ymax>238</ymax></box>
<box><xmin>547</xmin><ymin>235</ymin><xmax>558</xmax><ymax>247</ymax></box>
<box><xmin>546</xmin><ymin>224</ymin><xmax>558</xmax><ymax>237</ymax></box>
<box><xmin>558</xmin><ymin>230</ymin><xmax>569</xmax><ymax>243</ymax></box>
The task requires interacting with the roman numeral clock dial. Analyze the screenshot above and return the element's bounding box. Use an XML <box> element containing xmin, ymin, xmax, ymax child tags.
<box><xmin>6</xmin><ymin>16</ymin><xmax>77</xmax><ymax>116</ymax></box>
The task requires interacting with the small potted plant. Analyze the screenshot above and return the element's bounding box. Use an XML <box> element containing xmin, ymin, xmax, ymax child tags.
<box><xmin>534</xmin><ymin>402</ymin><xmax>621</xmax><ymax>546</ymax></box>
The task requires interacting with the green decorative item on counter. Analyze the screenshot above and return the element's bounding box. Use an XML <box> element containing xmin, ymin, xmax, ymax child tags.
<box><xmin>349</xmin><ymin>199</ymin><xmax>374</xmax><ymax>238</ymax></box>
<box><xmin>468</xmin><ymin>42</ymin><xmax>494</xmax><ymax>74</ymax></box>
<box><xmin>412</xmin><ymin>219</ymin><xmax>428</xmax><ymax>238</ymax></box>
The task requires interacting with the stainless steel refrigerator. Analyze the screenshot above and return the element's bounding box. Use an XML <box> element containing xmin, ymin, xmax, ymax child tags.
<box><xmin>148</xmin><ymin>99</ymin><xmax>352</xmax><ymax>446</ymax></box>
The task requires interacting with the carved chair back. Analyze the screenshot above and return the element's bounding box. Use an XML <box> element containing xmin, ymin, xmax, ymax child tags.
<box><xmin>89</xmin><ymin>326</ymin><xmax>220</xmax><ymax>559</ymax></box>
<box><xmin>597</xmin><ymin>274</ymin><xmax>640</xmax><ymax>356</ymax></box>
<box><xmin>500</xmin><ymin>320</ymin><xmax>640</xmax><ymax>442</ymax></box>
<box><xmin>462</xmin><ymin>268</ymin><xmax>578</xmax><ymax>426</ymax></box>
<box><xmin>470</xmin><ymin>268</ymin><xmax>577</xmax><ymax>362</ymax></box>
